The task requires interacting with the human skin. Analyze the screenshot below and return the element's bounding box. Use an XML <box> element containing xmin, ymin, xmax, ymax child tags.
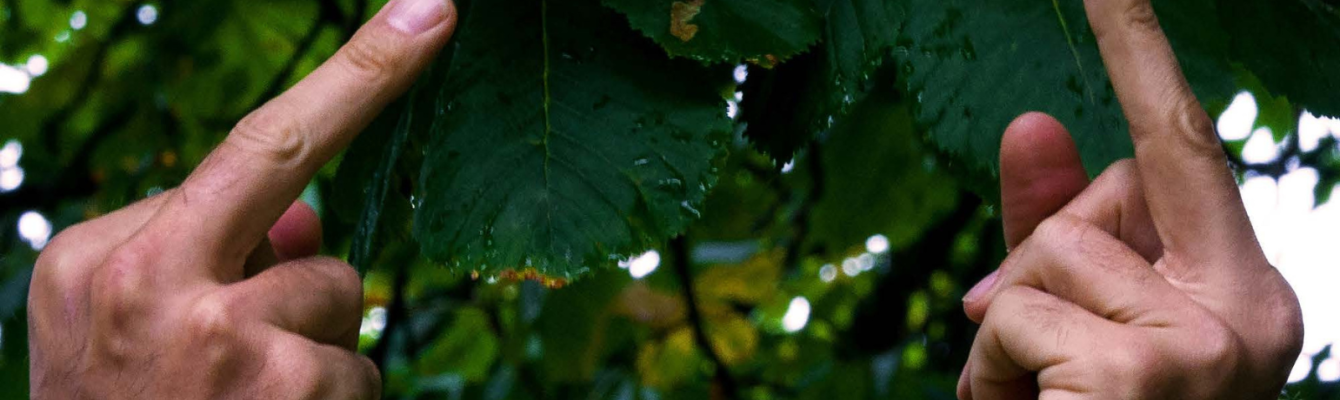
<box><xmin>957</xmin><ymin>0</ymin><xmax>1304</xmax><ymax>398</ymax></box>
<box><xmin>26</xmin><ymin>0</ymin><xmax>456</xmax><ymax>398</ymax></box>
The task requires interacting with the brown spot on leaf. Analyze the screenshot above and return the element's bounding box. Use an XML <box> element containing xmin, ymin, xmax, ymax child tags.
<box><xmin>670</xmin><ymin>0</ymin><xmax>706</xmax><ymax>42</ymax></box>
<box><xmin>746</xmin><ymin>54</ymin><xmax>780</xmax><ymax>69</ymax></box>
<box><xmin>497</xmin><ymin>268</ymin><xmax>569</xmax><ymax>289</ymax></box>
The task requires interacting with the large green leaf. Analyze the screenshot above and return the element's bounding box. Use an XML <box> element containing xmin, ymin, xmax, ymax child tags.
<box><xmin>335</xmin><ymin>97</ymin><xmax>411</xmax><ymax>276</ymax></box>
<box><xmin>415</xmin><ymin>0</ymin><xmax>732</xmax><ymax>279</ymax></box>
<box><xmin>602</xmin><ymin>0</ymin><xmax>823</xmax><ymax>64</ymax></box>
<box><xmin>1221</xmin><ymin>0</ymin><xmax>1340</xmax><ymax>118</ymax></box>
<box><xmin>335</xmin><ymin>55</ymin><xmax>453</xmax><ymax>275</ymax></box>
<box><xmin>739</xmin><ymin>0</ymin><xmax>905</xmax><ymax>164</ymax></box>
<box><xmin>899</xmin><ymin>0</ymin><xmax>1234</xmax><ymax>177</ymax></box>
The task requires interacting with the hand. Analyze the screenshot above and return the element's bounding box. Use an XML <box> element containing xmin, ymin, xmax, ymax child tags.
<box><xmin>26</xmin><ymin>0</ymin><xmax>455</xmax><ymax>398</ymax></box>
<box><xmin>957</xmin><ymin>0</ymin><xmax>1304</xmax><ymax>398</ymax></box>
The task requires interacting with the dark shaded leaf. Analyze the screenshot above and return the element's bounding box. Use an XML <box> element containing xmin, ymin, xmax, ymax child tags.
<box><xmin>1222</xmin><ymin>0</ymin><xmax>1340</xmax><ymax>118</ymax></box>
<box><xmin>415</xmin><ymin>0</ymin><xmax>732</xmax><ymax>279</ymax></box>
<box><xmin>899</xmin><ymin>0</ymin><xmax>1234</xmax><ymax>177</ymax></box>
<box><xmin>738</xmin><ymin>0</ymin><xmax>904</xmax><ymax>163</ymax></box>
<box><xmin>602</xmin><ymin>0</ymin><xmax>823</xmax><ymax>64</ymax></box>
<box><xmin>808</xmin><ymin>91</ymin><xmax>959</xmax><ymax>258</ymax></box>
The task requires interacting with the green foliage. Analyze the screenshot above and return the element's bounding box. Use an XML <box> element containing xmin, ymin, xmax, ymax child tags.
<box><xmin>899</xmin><ymin>0</ymin><xmax>1238</xmax><ymax>178</ymax></box>
<box><xmin>4</xmin><ymin>0</ymin><xmax>1340</xmax><ymax>399</ymax></box>
<box><xmin>1223</xmin><ymin>0</ymin><xmax>1340</xmax><ymax>118</ymax></box>
<box><xmin>737</xmin><ymin>0</ymin><xmax>903</xmax><ymax>163</ymax></box>
<box><xmin>416</xmin><ymin>307</ymin><xmax>501</xmax><ymax>381</ymax></box>
<box><xmin>412</xmin><ymin>0</ymin><xmax>732</xmax><ymax>279</ymax></box>
<box><xmin>337</xmin><ymin>0</ymin><xmax>1340</xmax><ymax>281</ymax></box>
<box><xmin>808</xmin><ymin>91</ymin><xmax>959</xmax><ymax>259</ymax></box>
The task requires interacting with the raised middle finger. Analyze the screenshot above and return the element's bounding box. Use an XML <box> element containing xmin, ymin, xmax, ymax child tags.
<box><xmin>1082</xmin><ymin>0</ymin><xmax>1260</xmax><ymax>270</ymax></box>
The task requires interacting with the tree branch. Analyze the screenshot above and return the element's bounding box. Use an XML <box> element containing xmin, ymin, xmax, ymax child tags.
<box><xmin>669</xmin><ymin>236</ymin><xmax>738</xmax><ymax>400</ymax></box>
<box><xmin>368</xmin><ymin>262</ymin><xmax>409</xmax><ymax>374</ymax></box>
<box><xmin>0</xmin><ymin>107</ymin><xmax>135</xmax><ymax>212</ymax></box>
<box><xmin>1223</xmin><ymin>107</ymin><xmax>1340</xmax><ymax>180</ymax></box>
<box><xmin>39</xmin><ymin>11</ymin><xmax>138</xmax><ymax>153</ymax></box>
<box><xmin>844</xmin><ymin>192</ymin><xmax>982</xmax><ymax>355</ymax></box>
<box><xmin>247</xmin><ymin>8</ymin><xmax>334</xmax><ymax>113</ymax></box>
<box><xmin>782</xmin><ymin>141</ymin><xmax>824</xmax><ymax>273</ymax></box>
<box><xmin>346</xmin><ymin>0</ymin><xmax>369</xmax><ymax>40</ymax></box>
<box><xmin>4</xmin><ymin>2</ymin><xmax>338</xmax><ymax>215</ymax></box>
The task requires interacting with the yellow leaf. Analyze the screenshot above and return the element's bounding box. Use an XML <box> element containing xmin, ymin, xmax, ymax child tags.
<box><xmin>707</xmin><ymin>313</ymin><xmax>758</xmax><ymax>366</ymax></box>
<box><xmin>637</xmin><ymin>327</ymin><xmax>702</xmax><ymax>389</ymax></box>
<box><xmin>695</xmin><ymin>248</ymin><xmax>783</xmax><ymax>306</ymax></box>
<box><xmin>614</xmin><ymin>282</ymin><xmax>686</xmax><ymax>329</ymax></box>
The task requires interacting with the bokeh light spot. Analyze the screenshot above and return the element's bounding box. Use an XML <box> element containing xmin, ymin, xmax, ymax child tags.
<box><xmin>781</xmin><ymin>297</ymin><xmax>810</xmax><ymax>333</ymax></box>
<box><xmin>26</xmin><ymin>54</ymin><xmax>48</xmax><ymax>77</ymax></box>
<box><xmin>70</xmin><ymin>10</ymin><xmax>88</xmax><ymax>30</ymax></box>
<box><xmin>18</xmin><ymin>211</ymin><xmax>52</xmax><ymax>250</ymax></box>
<box><xmin>865</xmin><ymin>234</ymin><xmax>890</xmax><ymax>254</ymax></box>
<box><xmin>1217</xmin><ymin>91</ymin><xmax>1257</xmax><ymax>141</ymax></box>
<box><xmin>137</xmin><ymin>5</ymin><xmax>159</xmax><ymax>25</ymax></box>
<box><xmin>620</xmin><ymin>250</ymin><xmax>660</xmax><ymax>279</ymax></box>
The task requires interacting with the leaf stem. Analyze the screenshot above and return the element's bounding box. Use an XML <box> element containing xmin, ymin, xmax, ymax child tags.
<box><xmin>249</xmin><ymin>10</ymin><xmax>333</xmax><ymax>112</ymax></box>
<box><xmin>1052</xmin><ymin>0</ymin><xmax>1095</xmax><ymax>104</ymax></box>
<box><xmin>540</xmin><ymin>0</ymin><xmax>556</xmax><ymax>251</ymax></box>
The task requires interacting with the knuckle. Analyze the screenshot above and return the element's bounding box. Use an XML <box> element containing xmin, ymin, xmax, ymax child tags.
<box><xmin>1266</xmin><ymin>283</ymin><xmax>1305</xmax><ymax>362</ymax></box>
<box><xmin>1107</xmin><ymin>342</ymin><xmax>1164</xmax><ymax>394</ymax></box>
<box><xmin>1095</xmin><ymin>158</ymin><xmax>1138</xmax><ymax>183</ymax></box>
<box><xmin>1277</xmin><ymin>306</ymin><xmax>1305</xmax><ymax>357</ymax></box>
<box><xmin>91</xmin><ymin>243</ymin><xmax>155</xmax><ymax>312</ymax></box>
<box><xmin>272</xmin><ymin>343</ymin><xmax>326</xmax><ymax>399</ymax></box>
<box><xmin>983</xmin><ymin>286</ymin><xmax>1032</xmax><ymax>324</ymax></box>
<box><xmin>230</xmin><ymin>104</ymin><xmax>310</xmax><ymax>167</ymax></box>
<box><xmin>1178</xmin><ymin>316</ymin><xmax>1242</xmax><ymax>396</ymax></box>
<box><xmin>1119</xmin><ymin>1</ymin><xmax>1163</xmax><ymax>37</ymax></box>
<box><xmin>1164</xmin><ymin>97</ymin><xmax>1223</xmax><ymax>158</ymax></box>
<box><xmin>32</xmin><ymin>225</ymin><xmax>93</xmax><ymax>293</ymax></box>
<box><xmin>1032</xmin><ymin>215</ymin><xmax>1089</xmax><ymax>256</ymax></box>
<box><xmin>306</xmin><ymin>257</ymin><xmax>365</xmax><ymax>315</ymax></box>
<box><xmin>187</xmin><ymin>292</ymin><xmax>244</xmax><ymax>346</ymax></box>
<box><xmin>311</xmin><ymin>256</ymin><xmax>362</xmax><ymax>289</ymax></box>
<box><xmin>1034</xmin><ymin>214</ymin><xmax>1082</xmax><ymax>241</ymax></box>
<box><xmin>1196</xmin><ymin>323</ymin><xmax>1241</xmax><ymax>372</ymax></box>
<box><xmin>337</xmin><ymin>37</ymin><xmax>396</xmax><ymax>84</ymax></box>
<box><xmin>36</xmin><ymin>225</ymin><xmax>82</xmax><ymax>267</ymax></box>
<box><xmin>1090</xmin><ymin>0</ymin><xmax>1161</xmax><ymax>42</ymax></box>
<box><xmin>358</xmin><ymin>355</ymin><xmax>383</xmax><ymax>399</ymax></box>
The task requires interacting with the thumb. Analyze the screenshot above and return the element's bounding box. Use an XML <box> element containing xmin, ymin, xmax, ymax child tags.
<box><xmin>999</xmin><ymin>112</ymin><xmax>1090</xmax><ymax>249</ymax></box>
<box><xmin>268</xmin><ymin>201</ymin><xmax>323</xmax><ymax>261</ymax></box>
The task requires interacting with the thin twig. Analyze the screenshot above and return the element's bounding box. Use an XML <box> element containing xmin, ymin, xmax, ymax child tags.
<box><xmin>346</xmin><ymin>0</ymin><xmax>369</xmax><ymax>40</ymax></box>
<box><xmin>368</xmin><ymin>263</ymin><xmax>409</xmax><ymax>374</ymax></box>
<box><xmin>1222</xmin><ymin>107</ymin><xmax>1340</xmax><ymax>180</ymax></box>
<box><xmin>247</xmin><ymin>10</ymin><xmax>333</xmax><ymax>113</ymax></box>
<box><xmin>669</xmin><ymin>236</ymin><xmax>739</xmax><ymax>400</ymax></box>
<box><xmin>0</xmin><ymin>107</ymin><xmax>135</xmax><ymax>212</ymax></box>
<box><xmin>39</xmin><ymin>11</ymin><xmax>138</xmax><ymax>153</ymax></box>
<box><xmin>781</xmin><ymin>141</ymin><xmax>824</xmax><ymax>273</ymax></box>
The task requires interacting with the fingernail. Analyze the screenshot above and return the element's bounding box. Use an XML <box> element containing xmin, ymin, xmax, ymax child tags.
<box><xmin>387</xmin><ymin>0</ymin><xmax>449</xmax><ymax>35</ymax></box>
<box><xmin>963</xmin><ymin>270</ymin><xmax>1000</xmax><ymax>303</ymax></box>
